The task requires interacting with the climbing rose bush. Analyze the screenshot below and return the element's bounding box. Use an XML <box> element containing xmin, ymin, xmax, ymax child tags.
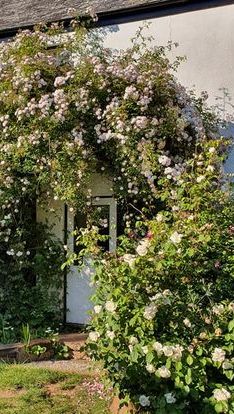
<box><xmin>0</xmin><ymin>16</ymin><xmax>233</xmax><ymax>411</ymax></box>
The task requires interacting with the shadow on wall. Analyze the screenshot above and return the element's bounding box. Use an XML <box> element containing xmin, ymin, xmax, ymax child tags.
<box><xmin>221</xmin><ymin>122</ymin><xmax>234</xmax><ymax>179</ymax></box>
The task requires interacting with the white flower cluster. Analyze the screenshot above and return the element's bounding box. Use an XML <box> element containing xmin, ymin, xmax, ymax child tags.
<box><xmin>12</xmin><ymin>68</ymin><xmax>47</xmax><ymax>93</ymax></box>
<box><xmin>122</xmin><ymin>253</ymin><xmax>136</xmax><ymax>268</ymax></box>
<box><xmin>211</xmin><ymin>348</ymin><xmax>226</xmax><ymax>363</ymax></box>
<box><xmin>15</xmin><ymin>98</ymin><xmax>37</xmax><ymax>120</ymax></box>
<box><xmin>38</xmin><ymin>94</ymin><xmax>53</xmax><ymax>117</ymax></box>
<box><xmin>94</xmin><ymin>305</ymin><xmax>102</xmax><ymax>314</ymax></box>
<box><xmin>156</xmin><ymin>365</ymin><xmax>171</xmax><ymax>378</ymax></box>
<box><xmin>54</xmin><ymin>71</ymin><xmax>73</xmax><ymax>87</ymax></box>
<box><xmin>105</xmin><ymin>300</ymin><xmax>117</xmax><ymax>313</ymax></box>
<box><xmin>170</xmin><ymin>231</ymin><xmax>183</xmax><ymax>244</ymax></box>
<box><xmin>71</xmin><ymin>128</ymin><xmax>84</xmax><ymax>147</ymax></box>
<box><xmin>88</xmin><ymin>331</ymin><xmax>100</xmax><ymax>342</ymax></box>
<box><xmin>139</xmin><ymin>395</ymin><xmax>150</xmax><ymax>407</ymax></box>
<box><xmin>213</xmin><ymin>388</ymin><xmax>231</xmax><ymax>401</ymax></box>
<box><xmin>136</xmin><ymin>238</ymin><xmax>150</xmax><ymax>256</ymax></box>
<box><xmin>158</xmin><ymin>154</ymin><xmax>171</xmax><ymax>166</ymax></box>
<box><xmin>152</xmin><ymin>341</ymin><xmax>184</xmax><ymax>361</ymax></box>
<box><xmin>106</xmin><ymin>330</ymin><xmax>115</xmax><ymax>340</ymax></box>
<box><xmin>0</xmin><ymin>114</ymin><xmax>9</xmax><ymax>135</ymax></box>
<box><xmin>75</xmin><ymin>88</ymin><xmax>90</xmax><ymax>112</ymax></box>
<box><xmin>143</xmin><ymin>303</ymin><xmax>158</xmax><ymax>320</ymax></box>
<box><xmin>212</xmin><ymin>304</ymin><xmax>225</xmax><ymax>315</ymax></box>
<box><xmin>150</xmin><ymin>289</ymin><xmax>172</xmax><ymax>306</ymax></box>
<box><xmin>123</xmin><ymin>85</ymin><xmax>139</xmax><ymax>101</ymax></box>
<box><xmin>164</xmin><ymin>392</ymin><xmax>176</xmax><ymax>404</ymax></box>
<box><xmin>53</xmin><ymin>88</ymin><xmax>69</xmax><ymax>121</ymax></box>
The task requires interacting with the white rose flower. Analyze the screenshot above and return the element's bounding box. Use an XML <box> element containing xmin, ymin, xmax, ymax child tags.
<box><xmin>206</xmin><ymin>165</ymin><xmax>214</xmax><ymax>172</ymax></box>
<box><xmin>183</xmin><ymin>318</ymin><xmax>192</xmax><ymax>328</ymax></box>
<box><xmin>170</xmin><ymin>231</ymin><xmax>183</xmax><ymax>244</ymax></box>
<box><xmin>196</xmin><ymin>175</ymin><xmax>205</xmax><ymax>183</ymax></box>
<box><xmin>146</xmin><ymin>363</ymin><xmax>155</xmax><ymax>373</ymax></box>
<box><xmin>158</xmin><ymin>155</ymin><xmax>171</xmax><ymax>166</ymax></box>
<box><xmin>139</xmin><ymin>395</ymin><xmax>150</xmax><ymax>407</ymax></box>
<box><xmin>209</xmin><ymin>147</ymin><xmax>216</xmax><ymax>153</ymax></box>
<box><xmin>157</xmin><ymin>140</ymin><xmax>166</xmax><ymax>149</ymax></box>
<box><xmin>16</xmin><ymin>251</ymin><xmax>23</xmax><ymax>257</ymax></box>
<box><xmin>136</xmin><ymin>238</ymin><xmax>150</xmax><ymax>256</ymax></box>
<box><xmin>212</xmin><ymin>304</ymin><xmax>224</xmax><ymax>315</ymax></box>
<box><xmin>143</xmin><ymin>303</ymin><xmax>158</xmax><ymax>320</ymax></box>
<box><xmin>156</xmin><ymin>213</ymin><xmax>164</xmax><ymax>222</ymax></box>
<box><xmin>94</xmin><ymin>305</ymin><xmax>102</xmax><ymax>314</ymax></box>
<box><xmin>153</xmin><ymin>341</ymin><xmax>163</xmax><ymax>355</ymax></box>
<box><xmin>172</xmin><ymin>345</ymin><xmax>184</xmax><ymax>360</ymax></box>
<box><xmin>213</xmin><ymin>388</ymin><xmax>231</xmax><ymax>401</ymax></box>
<box><xmin>164</xmin><ymin>392</ymin><xmax>176</xmax><ymax>404</ymax></box>
<box><xmin>129</xmin><ymin>336</ymin><xmax>138</xmax><ymax>345</ymax></box>
<box><xmin>212</xmin><ymin>348</ymin><xmax>226</xmax><ymax>363</ymax></box>
<box><xmin>142</xmin><ymin>345</ymin><xmax>149</xmax><ymax>355</ymax></box>
<box><xmin>157</xmin><ymin>366</ymin><xmax>171</xmax><ymax>378</ymax></box>
<box><xmin>228</xmin><ymin>302</ymin><xmax>234</xmax><ymax>312</ymax></box>
<box><xmin>122</xmin><ymin>253</ymin><xmax>136</xmax><ymax>268</ymax></box>
<box><xmin>105</xmin><ymin>300</ymin><xmax>117</xmax><ymax>313</ymax></box>
<box><xmin>88</xmin><ymin>331</ymin><xmax>100</xmax><ymax>342</ymax></box>
<box><xmin>163</xmin><ymin>345</ymin><xmax>174</xmax><ymax>357</ymax></box>
<box><xmin>222</xmin><ymin>361</ymin><xmax>233</xmax><ymax>370</ymax></box>
<box><xmin>106</xmin><ymin>330</ymin><xmax>115</xmax><ymax>340</ymax></box>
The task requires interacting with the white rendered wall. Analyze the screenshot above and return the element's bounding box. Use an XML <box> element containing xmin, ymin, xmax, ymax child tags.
<box><xmin>104</xmin><ymin>4</ymin><xmax>234</xmax><ymax>175</ymax></box>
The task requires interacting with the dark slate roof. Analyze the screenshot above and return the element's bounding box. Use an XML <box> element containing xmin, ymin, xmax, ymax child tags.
<box><xmin>0</xmin><ymin>0</ymin><xmax>233</xmax><ymax>35</ymax></box>
<box><xmin>0</xmin><ymin>0</ymin><xmax>184</xmax><ymax>34</ymax></box>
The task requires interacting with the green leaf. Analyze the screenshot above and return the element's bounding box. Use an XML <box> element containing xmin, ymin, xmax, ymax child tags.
<box><xmin>215</xmin><ymin>403</ymin><xmax>224</xmax><ymax>413</ymax></box>
<box><xmin>187</xmin><ymin>248</ymin><xmax>195</xmax><ymax>257</ymax></box>
<box><xmin>185</xmin><ymin>368</ymin><xmax>192</xmax><ymax>385</ymax></box>
<box><xmin>175</xmin><ymin>361</ymin><xmax>182</xmax><ymax>371</ymax></box>
<box><xmin>186</xmin><ymin>355</ymin><xmax>194</xmax><ymax>366</ymax></box>
<box><xmin>130</xmin><ymin>348</ymin><xmax>139</xmax><ymax>363</ymax></box>
<box><xmin>196</xmin><ymin>348</ymin><xmax>203</xmax><ymax>356</ymax></box>
<box><xmin>228</xmin><ymin>320</ymin><xmax>234</xmax><ymax>332</ymax></box>
<box><xmin>146</xmin><ymin>352</ymin><xmax>154</xmax><ymax>364</ymax></box>
<box><xmin>224</xmin><ymin>371</ymin><xmax>234</xmax><ymax>381</ymax></box>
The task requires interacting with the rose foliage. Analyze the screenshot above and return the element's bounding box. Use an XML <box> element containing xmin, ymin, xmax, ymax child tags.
<box><xmin>0</xmin><ymin>17</ymin><xmax>233</xmax><ymax>412</ymax></box>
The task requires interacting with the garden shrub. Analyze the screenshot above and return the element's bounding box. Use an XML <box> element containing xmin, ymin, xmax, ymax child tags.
<box><xmin>86</xmin><ymin>175</ymin><xmax>234</xmax><ymax>413</ymax></box>
<box><xmin>0</xmin><ymin>14</ymin><xmax>233</xmax><ymax>412</ymax></box>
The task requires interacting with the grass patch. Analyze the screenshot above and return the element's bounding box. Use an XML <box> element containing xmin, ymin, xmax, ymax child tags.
<box><xmin>0</xmin><ymin>365</ymin><xmax>68</xmax><ymax>389</ymax></box>
<box><xmin>0</xmin><ymin>364</ymin><xmax>110</xmax><ymax>414</ymax></box>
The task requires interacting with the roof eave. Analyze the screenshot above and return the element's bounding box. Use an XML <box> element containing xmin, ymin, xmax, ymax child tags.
<box><xmin>0</xmin><ymin>0</ymin><xmax>233</xmax><ymax>39</ymax></box>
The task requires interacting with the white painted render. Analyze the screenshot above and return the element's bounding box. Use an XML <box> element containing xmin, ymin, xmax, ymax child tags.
<box><xmin>104</xmin><ymin>4</ymin><xmax>234</xmax><ymax>108</ymax></box>
<box><xmin>104</xmin><ymin>3</ymin><xmax>234</xmax><ymax>174</ymax></box>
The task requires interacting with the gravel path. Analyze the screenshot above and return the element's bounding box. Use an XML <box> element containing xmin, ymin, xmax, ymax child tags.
<box><xmin>28</xmin><ymin>358</ymin><xmax>102</xmax><ymax>375</ymax></box>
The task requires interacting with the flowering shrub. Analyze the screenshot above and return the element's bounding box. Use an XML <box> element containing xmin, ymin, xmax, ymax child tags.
<box><xmin>0</xmin><ymin>15</ymin><xmax>233</xmax><ymax>411</ymax></box>
<box><xmin>86</xmin><ymin>192</ymin><xmax>234</xmax><ymax>412</ymax></box>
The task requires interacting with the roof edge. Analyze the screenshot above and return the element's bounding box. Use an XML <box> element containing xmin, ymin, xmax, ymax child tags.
<box><xmin>0</xmin><ymin>0</ymin><xmax>233</xmax><ymax>39</ymax></box>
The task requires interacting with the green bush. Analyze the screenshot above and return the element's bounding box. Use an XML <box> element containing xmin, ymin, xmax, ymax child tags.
<box><xmin>86</xmin><ymin>185</ymin><xmax>234</xmax><ymax>412</ymax></box>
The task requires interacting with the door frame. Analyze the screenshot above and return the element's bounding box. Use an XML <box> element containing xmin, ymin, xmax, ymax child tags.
<box><xmin>64</xmin><ymin>196</ymin><xmax>117</xmax><ymax>325</ymax></box>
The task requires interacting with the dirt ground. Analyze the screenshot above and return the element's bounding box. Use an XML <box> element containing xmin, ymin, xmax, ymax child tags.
<box><xmin>27</xmin><ymin>332</ymin><xmax>103</xmax><ymax>375</ymax></box>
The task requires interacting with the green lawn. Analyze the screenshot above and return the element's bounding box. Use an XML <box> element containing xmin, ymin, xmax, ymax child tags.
<box><xmin>0</xmin><ymin>364</ymin><xmax>111</xmax><ymax>414</ymax></box>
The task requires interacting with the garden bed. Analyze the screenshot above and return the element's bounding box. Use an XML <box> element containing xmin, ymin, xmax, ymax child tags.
<box><xmin>0</xmin><ymin>333</ymin><xmax>88</xmax><ymax>363</ymax></box>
